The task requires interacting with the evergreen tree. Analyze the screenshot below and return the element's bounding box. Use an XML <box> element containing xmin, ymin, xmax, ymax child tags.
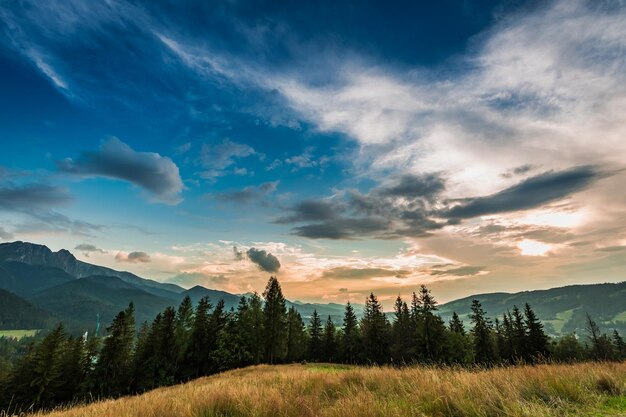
<box><xmin>585</xmin><ymin>313</ymin><xmax>614</xmax><ymax>360</ymax></box>
<box><xmin>511</xmin><ymin>306</ymin><xmax>527</xmax><ymax>361</ymax></box>
<box><xmin>154</xmin><ymin>306</ymin><xmax>178</xmax><ymax>385</ymax></box>
<box><xmin>361</xmin><ymin>293</ymin><xmax>390</xmax><ymax>364</ymax></box>
<box><xmin>91</xmin><ymin>303</ymin><xmax>135</xmax><ymax>397</ymax></box>
<box><xmin>415</xmin><ymin>285</ymin><xmax>447</xmax><ymax>362</ymax></box>
<box><xmin>246</xmin><ymin>293</ymin><xmax>266</xmax><ymax>364</ymax></box>
<box><xmin>340</xmin><ymin>302</ymin><xmax>361</xmax><ymax>363</ymax></box>
<box><xmin>174</xmin><ymin>295</ymin><xmax>194</xmax><ymax>377</ymax></box>
<box><xmin>322</xmin><ymin>316</ymin><xmax>337</xmax><ymax>362</ymax></box>
<box><xmin>57</xmin><ymin>335</ymin><xmax>86</xmax><ymax>403</ymax></box>
<box><xmin>263</xmin><ymin>277</ymin><xmax>288</xmax><ymax>363</ymax></box>
<box><xmin>524</xmin><ymin>303</ymin><xmax>549</xmax><ymax>361</ymax></box>
<box><xmin>308</xmin><ymin>309</ymin><xmax>323</xmax><ymax>361</ymax></box>
<box><xmin>184</xmin><ymin>297</ymin><xmax>212</xmax><ymax>378</ymax></box>
<box><xmin>500</xmin><ymin>313</ymin><xmax>514</xmax><ymax>362</ymax></box>
<box><xmin>552</xmin><ymin>333</ymin><xmax>585</xmax><ymax>362</ymax></box>
<box><xmin>447</xmin><ymin>312</ymin><xmax>471</xmax><ymax>364</ymax></box>
<box><xmin>28</xmin><ymin>324</ymin><xmax>67</xmax><ymax>407</ymax></box>
<box><xmin>285</xmin><ymin>307</ymin><xmax>307</xmax><ymax>362</ymax></box>
<box><xmin>469</xmin><ymin>300</ymin><xmax>496</xmax><ymax>364</ymax></box>
<box><xmin>391</xmin><ymin>296</ymin><xmax>412</xmax><ymax>363</ymax></box>
<box><xmin>612</xmin><ymin>330</ymin><xmax>626</xmax><ymax>360</ymax></box>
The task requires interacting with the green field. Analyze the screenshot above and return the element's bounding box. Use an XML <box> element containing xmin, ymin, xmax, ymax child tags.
<box><xmin>0</xmin><ymin>329</ymin><xmax>39</xmax><ymax>339</ymax></box>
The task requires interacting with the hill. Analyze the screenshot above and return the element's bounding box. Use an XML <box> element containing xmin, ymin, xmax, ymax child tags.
<box><xmin>0</xmin><ymin>289</ymin><xmax>55</xmax><ymax>330</ymax></box>
<box><xmin>438</xmin><ymin>282</ymin><xmax>626</xmax><ymax>336</ymax></box>
<box><xmin>29</xmin><ymin>363</ymin><xmax>626</xmax><ymax>417</ymax></box>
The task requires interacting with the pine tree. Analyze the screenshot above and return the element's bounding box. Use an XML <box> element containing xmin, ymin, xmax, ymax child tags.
<box><xmin>154</xmin><ymin>306</ymin><xmax>178</xmax><ymax>385</ymax></box>
<box><xmin>447</xmin><ymin>313</ymin><xmax>471</xmax><ymax>365</ymax></box>
<box><xmin>361</xmin><ymin>293</ymin><xmax>390</xmax><ymax>364</ymax></box>
<box><xmin>285</xmin><ymin>307</ymin><xmax>307</xmax><ymax>362</ymax></box>
<box><xmin>612</xmin><ymin>330</ymin><xmax>626</xmax><ymax>360</ymax></box>
<box><xmin>322</xmin><ymin>316</ymin><xmax>337</xmax><ymax>362</ymax></box>
<box><xmin>263</xmin><ymin>277</ymin><xmax>288</xmax><ymax>364</ymax></box>
<box><xmin>524</xmin><ymin>303</ymin><xmax>549</xmax><ymax>361</ymax></box>
<box><xmin>340</xmin><ymin>302</ymin><xmax>361</xmax><ymax>363</ymax></box>
<box><xmin>391</xmin><ymin>296</ymin><xmax>412</xmax><ymax>362</ymax></box>
<box><xmin>511</xmin><ymin>306</ymin><xmax>527</xmax><ymax>361</ymax></box>
<box><xmin>469</xmin><ymin>299</ymin><xmax>496</xmax><ymax>364</ymax></box>
<box><xmin>247</xmin><ymin>293</ymin><xmax>266</xmax><ymax>364</ymax></box>
<box><xmin>585</xmin><ymin>313</ymin><xmax>613</xmax><ymax>360</ymax></box>
<box><xmin>415</xmin><ymin>285</ymin><xmax>447</xmax><ymax>362</ymax></box>
<box><xmin>92</xmin><ymin>303</ymin><xmax>135</xmax><ymax>397</ymax></box>
<box><xmin>308</xmin><ymin>309</ymin><xmax>323</xmax><ymax>361</ymax></box>
<box><xmin>29</xmin><ymin>324</ymin><xmax>67</xmax><ymax>407</ymax></box>
<box><xmin>184</xmin><ymin>297</ymin><xmax>212</xmax><ymax>378</ymax></box>
<box><xmin>174</xmin><ymin>295</ymin><xmax>194</xmax><ymax>377</ymax></box>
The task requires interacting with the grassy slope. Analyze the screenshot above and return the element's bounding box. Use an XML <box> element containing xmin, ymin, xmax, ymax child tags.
<box><xmin>0</xmin><ymin>329</ymin><xmax>39</xmax><ymax>339</ymax></box>
<box><xmin>28</xmin><ymin>363</ymin><xmax>626</xmax><ymax>417</ymax></box>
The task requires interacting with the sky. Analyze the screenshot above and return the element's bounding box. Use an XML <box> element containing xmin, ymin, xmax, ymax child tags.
<box><xmin>0</xmin><ymin>0</ymin><xmax>625</xmax><ymax>306</ymax></box>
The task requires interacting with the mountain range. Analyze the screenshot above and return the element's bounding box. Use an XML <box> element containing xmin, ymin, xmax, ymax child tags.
<box><xmin>0</xmin><ymin>241</ymin><xmax>624</xmax><ymax>337</ymax></box>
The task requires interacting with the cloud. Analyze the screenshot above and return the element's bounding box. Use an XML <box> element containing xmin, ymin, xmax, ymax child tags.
<box><xmin>0</xmin><ymin>227</ymin><xmax>14</xmax><ymax>241</ymax></box>
<box><xmin>200</xmin><ymin>139</ymin><xmax>255</xmax><ymax>179</ymax></box>
<box><xmin>57</xmin><ymin>137</ymin><xmax>184</xmax><ymax>204</ymax></box>
<box><xmin>430</xmin><ymin>265</ymin><xmax>485</xmax><ymax>277</ymax></box>
<box><xmin>233</xmin><ymin>246</ymin><xmax>245</xmax><ymax>260</ymax></box>
<box><xmin>75</xmin><ymin>243</ymin><xmax>106</xmax><ymax>256</ymax></box>
<box><xmin>321</xmin><ymin>267</ymin><xmax>409</xmax><ymax>280</ymax></box>
<box><xmin>214</xmin><ymin>181</ymin><xmax>279</xmax><ymax>203</ymax></box>
<box><xmin>168</xmin><ymin>272</ymin><xmax>229</xmax><ymax>288</ymax></box>
<box><xmin>280</xmin><ymin>173</ymin><xmax>447</xmax><ymax>239</ymax></box>
<box><xmin>115</xmin><ymin>251</ymin><xmax>151</xmax><ymax>263</ymax></box>
<box><xmin>445</xmin><ymin>166</ymin><xmax>603</xmax><ymax>220</ymax></box>
<box><xmin>275</xmin><ymin>199</ymin><xmax>340</xmax><ymax>223</ymax></box>
<box><xmin>246</xmin><ymin>247</ymin><xmax>281</xmax><ymax>273</ymax></box>
<box><xmin>0</xmin><ymin>183</ymin><xmax>72</xmax><ymax>210</ymax></box>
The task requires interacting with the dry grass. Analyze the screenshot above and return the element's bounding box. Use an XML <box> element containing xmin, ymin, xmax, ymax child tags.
<box><xmin>25</xmin><ymin>362</ymin><xmax>626</xmax><ymax>417</ymax></box>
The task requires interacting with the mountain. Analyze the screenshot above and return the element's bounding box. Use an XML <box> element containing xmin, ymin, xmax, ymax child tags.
<box><xmin>0</xmin><ymin>288</ymin><xmax>55</xmax><ymax>330</ymax></box>
<box><xmin>28</xmin><ymin>276</ymin><xmax>175</xmax><ymax>327</ymax></box>
<box><xmin>438</xmin><ymin>281</ymin><xmax>626</xmax><ymax>336</ymax></box>
<box><xmin>0</xmin><ymin>241</ymin><xmax>184</xmax><ymax>298</ymax></box>
<box><xmin>182</xmin><ymin>285</ymin><xmax>242</xmax><ymax>309</ymax></box>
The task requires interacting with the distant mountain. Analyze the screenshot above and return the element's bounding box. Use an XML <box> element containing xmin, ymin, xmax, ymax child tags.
<box><xmin>28</xmin><ymin>276</ymin><xmax>175</xmax><ymax>327</ymax></box>
<box><xmin>438</xmin><ymin>282</ymin><xmax>626</xmax><ymax>336</ymax></box>
<box><xmin>182</xmin><ymin>285</ymin><xmax>242</xmax><ymax>309</ymax></box>
<box><xmin>0</xmin><ymin>288</ymin><xmax>55</xmax><ymax>330</ymax></box>
<box><xmin>0</xmin><ymin>241</ymin><xmax>184</xmax><ymax>298</ymax></box>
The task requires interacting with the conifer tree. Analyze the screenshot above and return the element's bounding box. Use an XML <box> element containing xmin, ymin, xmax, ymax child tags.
<box><xmin>92</xmin><ymin>303</ymin><xmax>135</xmax><ymax>397</ymax></box>
<box><xmin>29</xmin><ymin>324</ymin><xmax>67</xmax><ymax>407</ymax></box>
<box><xmin>184</xmin><ymin>297</ymin><xmax>212</xmax><ymax>378</ymax></box>
<box><xmin>361</xmin><ymin>293</ymin><xmax>390</xmax><ymax>364</ymax></box>
<box><xmin>322</xmin><ymin>316</ymin><xmax>337</xmax><ymax>362</ymax></box>
<box><xmin>391</xmin><ymin>296</ymin><xmax>412</xmax><ymax>362</ymax></box>
<box><xmin>263</xmin><ymin>276</ymin><xmax>288</xmax><ymax>364</ymax></box>
<box><xmin>469</xmin><ymin>299</ymin><xmax>496</xmax><ymax>364</ymax></box>
<box><xmin>308</xmin><ymin>309</ymin><xmax>323</xmax><ymax>361</ymax></box>
<box><xmin>524</xmin><ymin>303</ymin><xmax>549</xmax><ymax>361</ymax></box>
<box><xmin>340</xmin><ymin>302</ymin><xmax>360</xmax><ymax>363</ymax></box>
<box><xmin>447</xmin><ymin>312</ymin><xmax>471</xmax><ymax>364</ymax></box>
<box><xmin>612</xmin><ymin>330</ymin><xmax>626</xmax><ymax>360</ymax></box>
<box><xmin>174</xmin><ymin>295</ymin><xmax>194</xmax><ymax>374</ymax></box>
<box><xmin>511</xmin><ymin>306</ymin><xmax>527</xmax><ymax>361</ymax></box>
<box><xmin>416</xmin><ymin>285</ymin><xmax>447</xmax><ymax>362</ymax></box>
<box><xmin>247</xmin><ymin>293</ymin><xmax>266</xmax><ymax>364</ymax></box>
<box><xmin>285</xmin><ymin>307</ymin><xmax>307</xmax><ymax>362</ymax></box>
<box><xmin>449</xmin><ymin>312</ymin><xmax>465</xmax><ymax>335</ymax></box>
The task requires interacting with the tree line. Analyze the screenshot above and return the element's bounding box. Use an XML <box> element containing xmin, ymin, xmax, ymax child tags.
<box><xmin>1</xmin><ymin>276</ymin><xmax>625</xmax><ymax>413</ymax></box>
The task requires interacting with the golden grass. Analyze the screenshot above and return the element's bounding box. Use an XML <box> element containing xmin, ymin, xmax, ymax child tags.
<box><xmin>25</xmin><ymin>362</ymin><xmax>626</xmax><ymax>417</ymax></box>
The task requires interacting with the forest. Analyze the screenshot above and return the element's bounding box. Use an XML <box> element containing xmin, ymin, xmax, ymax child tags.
<box><xmin>1</xmin><ymin>276</ymin><xmax>625</xmax><ymax>414</ymax></box>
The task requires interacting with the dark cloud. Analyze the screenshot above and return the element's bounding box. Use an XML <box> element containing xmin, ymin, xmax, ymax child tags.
<box><xmin>215</xmin><ymin>181</ymin><xmax>278</xmax><ymax>203</ymax></box>
<box><xmin>275</xmin><ymin>199</ymin><xmax>340</xmax><ymax>224</ymax></box>
<box><xmin>0</xmin><ymin>183</ymin><xmax>102</xmax><ymax>236</ymax></box>
<box><xmin>500</xmin><ymin>164</ymin><xmax>536</xmax><ymax>178</ymax></box>
<box><xmin>292</xmin><ymin>217</ymin><xmax>393</xmax><ymax>239</ymax></box>
<box><xmin>115</xmin><ymin>251</ymin><xmax>151</xmax><ymax>263</ymax></box>
<box><xmin>0</xmin><ymin>183</ymin><xmax>71</xmax><ymax>210</ymax></box>
<box><xmin>430</xmin><ymin>265</ymin><xmax>485</xmax><ymax>276</ymax></box>
<box><xmin>321</xmin><ymin>267</ymin><xmax>409</xmax><ymax>280</ymax></box>
<box><xmin>378</xmin><ymin>173</ymin><xmax>445</xmax><ymax>201</ymax></box>
<box><xmin>246</xmin><ymin>247</ymin><xmax>281</xmax><ymax>272</ymax></box>
<box><xmin>338</xmin><ymin>288</ymin><xmax>348</xmax><ymax>293</ymax></box>
<box><xmin>57</xmin><ymin>137</ymin><xmax>184</xmax><ymax>204</ymax></box>
<box><xmin>75</xmin><ymin>243</ymin><xmax>106</xmax><ymax>256</ymax></box>
<box><xmin>595</xmin><ymin>246</ymin><xmax>626</xmax><ymax>252</ymax></box>
<box><xmin>445</xmin><ymin>166</ymin><xmax>602</xmax><ymax>220</ymax></box>
<box><xmin>233</xmin><ymin>246</ymin><xmax>245</xmax><ymax>260</ymax></box>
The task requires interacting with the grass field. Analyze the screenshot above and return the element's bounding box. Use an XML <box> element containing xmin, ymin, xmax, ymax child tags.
<box><xmin>25</xmin><ymin>362</ymin><xmax>626</xmax><ymax>417</ymax></box>
<box><xmin>0</xmin><ymin>329</ymin><xmax>39</xmax><ymax>339</ymax></box>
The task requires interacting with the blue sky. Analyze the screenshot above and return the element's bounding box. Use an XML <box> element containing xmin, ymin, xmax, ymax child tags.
<box><xmin>0</xmin><ymin>0</ymin><xmax>625</xmax><ymax>304</ymax></box>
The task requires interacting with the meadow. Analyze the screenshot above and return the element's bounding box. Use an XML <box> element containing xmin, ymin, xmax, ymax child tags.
<box><xmin>26</xmin><ymin>362</ymin><xmax>626</xmax><ymax>417</ymax></box>
<box><xmin>0</xmin><ymin>330</ymin><xmax>39</xmax><ymax>340</ymax></box>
